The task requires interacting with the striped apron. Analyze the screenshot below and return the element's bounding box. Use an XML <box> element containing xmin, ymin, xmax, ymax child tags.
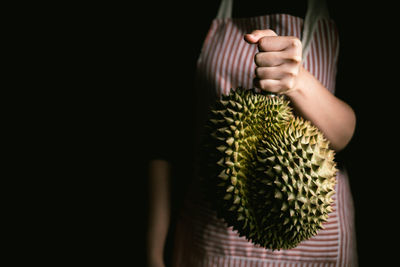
<box><xmin>172</xmin><ymin>0</ymin><xmax>358</xmax><ymax>266</ymax></box>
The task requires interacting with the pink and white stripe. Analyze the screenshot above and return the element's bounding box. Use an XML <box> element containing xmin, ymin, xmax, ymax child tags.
<box><xmin>173</xmin><ymin>13</ymin><xmax>356</xmax><ymax>267</ymax></box>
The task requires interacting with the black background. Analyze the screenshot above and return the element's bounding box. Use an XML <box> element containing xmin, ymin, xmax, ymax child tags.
<box><xmin>17</xmin><ymin>1</ymin><xmax>399</xmax><ymax>266</ymax></box>
<box><xmin>123</xmin><ymin>1</ymin><xmax>399</xmax><ymax>266</ymax></box>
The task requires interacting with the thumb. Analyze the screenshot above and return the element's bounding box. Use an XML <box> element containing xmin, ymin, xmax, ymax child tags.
<box><xmin>244</xmin><ymin>29</ymin><xmax>278</xmax><ymax>43</ymax></box>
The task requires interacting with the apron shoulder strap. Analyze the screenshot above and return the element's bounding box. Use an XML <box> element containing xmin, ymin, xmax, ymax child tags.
<box><xmin>215</xmin><ymin>0</ymin><xmax>329</xmax><ymax>60</ymax></box>
<box><xmin>302</xmin><ymin>0</ymin><xmax>329</xmax><ymax>59</ymax></box>
<box><xmin>216</xmin><ymin>0</ymin><xmax>233</xmax><ymax>19</ymax></box>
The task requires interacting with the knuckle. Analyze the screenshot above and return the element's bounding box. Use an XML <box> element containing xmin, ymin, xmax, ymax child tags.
<box><xmin>285</xmin><ymin>68</ymin><xmax>298</xmax><ymax>77</ymax></box>
<box><xmin>252</xmin><ymin>29</ymin><xmax>277</xmax><ymax>37</ymax></box>
<box><xmin>265</xmin><ymin>29</ymin><xmax>277</xmax><ymax>36</ymax></box>
<box><xmin>252</xmin><ymin>30</ymin><xmax>263</xmax><ymax>36</ymax></box>
<box><xmin>289</xmin><ymin>37</ymin><xmax>302</xmax><ymax>48</ymax></box>
<box><xmin>288</xmin><ymin>55</ymin><xmax>302</xmax><ymax>64</ymax></box>
<box><xmin>283</xmin><ymin>79</ymin><xmax>294</xmax><ymax>90</ymax></box>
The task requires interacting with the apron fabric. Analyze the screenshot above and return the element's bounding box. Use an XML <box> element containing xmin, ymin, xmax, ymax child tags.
<box><xmin>172</xmin><ymin>0</ymin><xmax>358</xmax><ymax>266</ymax></box>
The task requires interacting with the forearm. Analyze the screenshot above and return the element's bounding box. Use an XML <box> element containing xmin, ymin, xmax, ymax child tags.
<box><xmin>147</xmin><ymin>159</ymin><xmax>171</xmax><ymax>264</ymax></box>
<box><xmin>286</xmin><ymin>66</ymin><xmax>356</xmax><ymax>151</ymax></box>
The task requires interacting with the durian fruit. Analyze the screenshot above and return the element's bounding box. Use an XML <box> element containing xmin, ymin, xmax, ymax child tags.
<box><xmin>201</xmin><ymin>88</ymin><xmax>337</xmax><ymax>250</ymax></box>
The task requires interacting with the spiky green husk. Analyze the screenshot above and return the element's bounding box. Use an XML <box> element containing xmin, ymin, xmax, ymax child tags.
<box><xmin>201</xmin><ymin>88</ymin><xmax>337</xmax><ymax>250</ymax></box>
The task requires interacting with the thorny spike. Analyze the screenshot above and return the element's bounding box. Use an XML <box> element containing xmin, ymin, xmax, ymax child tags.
<box><xmin>202</xmin><ymin>88</ymin><xmax>336</xmax><ymax>250</ymax></box>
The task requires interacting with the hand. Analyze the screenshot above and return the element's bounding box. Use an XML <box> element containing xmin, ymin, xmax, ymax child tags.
<box><xmin>244</xmin><ymin>29</ymin><xmax>304</xmax><ymax>94</ymax></box>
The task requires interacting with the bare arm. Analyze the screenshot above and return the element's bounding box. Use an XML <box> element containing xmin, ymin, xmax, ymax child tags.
<box><xmin>245</xmin><ymin>30</ymin><xmax>356</xmax><ymax>151</ymax></box>
<box><xmin>286</xmin><ymin>67</ymin><xmax>356</xmax><ymax>151</ymax></box>
<box><xmin>146</xmin><ymin>159</ymin><xmax>171</xmax><ymax>267</ymax></box>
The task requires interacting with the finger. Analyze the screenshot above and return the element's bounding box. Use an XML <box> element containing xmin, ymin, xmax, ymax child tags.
<box><xmin>255</xmin><ymin>67</ymin><xmax>281</xmax><ymax>80</ymax></box>
<box><xmin>253</xmin><ymin>78</ymin><xmax>282</xmax><ymax>93</ymax></box>
<box><xmin>255</xmin><ymin>51</ymin><xmax>284</xmax><ymax>67</ymax></box>
<box><xmin>258</xmin><ymin>36</ymin><xmax>302</xmax><ymax>52</ymax></box>
<box><xmin>255</xmin><ymin>51</ymin><xmax>301</xmax><ymax>67</ymax></box>
<box><xmin>255</xmin><ymin>66</ymin><xmax>285</xmax><ymax>80</ymax></box>
<box><xmin>244</xmin><ymin>29</ymin><xmax>277</xmax><ymax>44</ymax></box>
<box><xmin>255</xmin><ymin>65</ymin><xmax>299</xmax><ymax>80</ymax></box>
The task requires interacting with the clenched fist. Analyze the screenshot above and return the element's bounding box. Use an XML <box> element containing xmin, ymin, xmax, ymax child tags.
<box><xmin>244</xmin><ymin>29</ymin><xmax>304</xmax><ymax>94</ymax></box>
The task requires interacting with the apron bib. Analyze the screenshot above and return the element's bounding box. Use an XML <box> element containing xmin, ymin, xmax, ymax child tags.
<box><xmin>173</xmin><ymin>1</ymin><xmax>358</xmax><ymax>266</ymax></box>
